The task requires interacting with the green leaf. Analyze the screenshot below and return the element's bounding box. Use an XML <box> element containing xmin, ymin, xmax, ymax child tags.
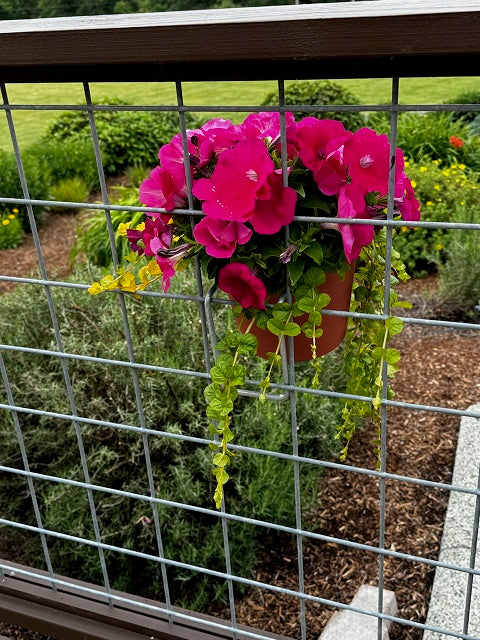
<box><xmin>204</xmin><ymin>383</ymin><xmax>222</xmax><ymax>403</ymax></box>
<box><xmin>304</xmin><ymin>267</ymin><xmax>326</xmax><ymax>287</ymax></box>
<box><xmin>304</xmin><ymin>243</ymin><xmax>324</xmax><ymax>265</ymax></box>
<box><xmin>237</xmin><ymin>333</ymin><xmax>258</xmax><ymax>356</ymax></box>
<box><xmin>288</xmin><ymin>256</ymin><xmax>305</xmax><ymax>286</ymax></box>
<box><xmin>266</xmin><ymin>351</ymin><xmax>281</xmax><ymax>366</ymax></box>
<box><xmin>267</xmin><ymin>318</ymin><xmax>300</xmax><ymax>337</ymax></box>
<box><xmin>308</xmin><ymin>310</ymin><xmax>322</xmax><ymax>324</ymax></box>
<box><xmin>384</xmin><ymin>348</ymin><xmax>401</xmax><ymax>365</ymax></box>
<box><xmin>206</xmin><ymin>397</ymin><xmax>233</xmax><ymax>418</ymax></box>
<box><xmin>212</xmin><ymin>467</ymin><xmax>229</xmax><ymax>484</ymax></box>
<box><xmin>314</xmin><ymin>292</ymin><xmax>331</xmax><ymax>309</ymax></box>
<box><xmin>272</xmin><ymin>302</ymin><xmax>293</xmax><ymax>322</ymax></box>
<box><xmin>227</xmin><ymin>364</ymin><xmax>245</xmax><ymax>387</ymax></box>
<box><xmin>297</xmin><ymin>294</ymin><xmax>314</xmax><ymax>313</ymax></box>
<box><xmin>385</xmin><ymin>316</ymin><xmax>404</xmax><ymax>337</ymax></box>
<box><xmin>301</xmin><ymin>321</ymin><xmax>323</xmax><ymax>338</ymax></box>
<box><xmin>213</xmin><ymin>453</ymin><xmax>230</xmax><ymax>468</ymax></box>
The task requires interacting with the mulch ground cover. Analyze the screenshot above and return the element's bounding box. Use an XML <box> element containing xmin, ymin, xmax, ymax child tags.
<box><xmin>1</xmin><ymin>215</ymin><xmax>479</xmax><ymax>639</ymax></box>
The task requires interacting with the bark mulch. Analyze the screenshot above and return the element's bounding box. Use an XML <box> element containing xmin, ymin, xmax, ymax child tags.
<box><xmin>1</xmin><ymin>217</ymin><xmax>479</xmax><ymax>639</ymax></box>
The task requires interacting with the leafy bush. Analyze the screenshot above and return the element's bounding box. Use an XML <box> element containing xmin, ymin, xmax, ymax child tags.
<box><xmin>0</xmin><ymin>208</ymin><xmax>25</xmax><ymax>249</ymax></box>
<box><xmin>262</xmin><ymin>80</ymin><xmax>366</xmax><ymax>131</ymax></box>
<box><xmin>24</xmin><ymin>137</ymin><xmax>98</xmax><ymax>190</ymax></box>
<box><xmin>393</xmin><ymin>160</ymin><xmax>479</xmax><ymax>276</ymax></box>
<box><xmin>0</xmin><ymin>269</ymin><xmax>344</xmax><ymax>608</ymax></box>
<box><xmin>45</xmin><ymin>97</ymin><xmax>198</xmax><ymax>175</ymax></box>
<box><xmin>434</xmin><ymin>204</ymin><xmax>480</xmax><ymax>320</ymax></box>
<box><xmin>50</xmin><ymin>177</ymin><xmax>90</xmax><ymax>211</ymax></box>
<box><xmin>0</xmin><ymin>149</ymin><xmax>50</xmax><ymax>230</ymax></box>
<box><xmin>368</xmin><ymin>111</ymin><xmax>480</xmax><ymax>172</ymax></box>
<box><xmin>444</xmin><ymin>90</ymin><xmax>480</xmax><ymax>124</ymax></box>
<box><xmin>72</xmin><ymin>186</ymin><xmax>144</xmax><ymax>266</ymax></box>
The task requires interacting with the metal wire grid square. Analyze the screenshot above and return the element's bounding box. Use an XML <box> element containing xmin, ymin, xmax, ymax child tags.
<box><xmin>0</xmin><ymin>76</ymin><xmax>480</xmax><ymax>640</ymax></box>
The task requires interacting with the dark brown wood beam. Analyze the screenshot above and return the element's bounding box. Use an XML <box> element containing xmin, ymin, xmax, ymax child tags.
<box><xmin>0</xmin><ymin>0</ymin><xmax>479</xmax><ymax>82</ymax></box>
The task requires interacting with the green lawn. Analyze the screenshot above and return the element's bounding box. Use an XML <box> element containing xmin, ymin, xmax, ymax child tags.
<box><xmin>1</xmin><ymin>76</ymin><xmax>478</xmax><ymax>152</ymax></box>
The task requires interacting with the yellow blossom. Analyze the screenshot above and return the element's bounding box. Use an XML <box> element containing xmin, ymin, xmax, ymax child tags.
<box><xmin>460</xmin><ymin>201</ymin><xmax>465</xmax><ymax>205</ymax></box>
<box><xmin>135</xmin><ymin>222</ymin><xmax>145</xmax><ymax>231</ymax></box>
<box><xmin>434</xmin><ymin>185</ymin><xmax>440</xmax><ymax>190</ymax></box>
<box><xmin>459</xmin><ymin>164</ymin><xmax>466</xmax><ymax>170</ymax></box>
<box><xmin>117</xmin><ymin>222</ymin><xmax>131</xmax><ymax>236</ymax></box>
<box><xmin>401</xmin><ymin>226</ymin><xmax>408</xmax><ymax>232</ymax></box>
<box><xmin>435</xmin><ymin>243</ymin><xmax>443</xmax><ymax>251</ymax></box>
<box><xmin>8</xmin><ymin>214</ymin><xmax>15</xmax><ymax>219</ymax></box>
<box><xmin>426</xmin><ymin>201</ymin><xmax>433</xmax><ymax>206</ymax></box>
<box><xmin>410</xmin><ymin>180</ymin><xmax>417</xmax><ymax>188</ymax></box>
<box><xmin>2</xmin><ymin>219</ymin><xmax>9</xmax><ymax>225</ymax></box>
<box><xmin>12</xmin><ymin>208</ymin><xmax>19</xmax><ymax>214</ymax></box>
<box><xmin>420</xmin><ymin>166</ymin><xmax>428</xmax><ymax>173</ymax></box>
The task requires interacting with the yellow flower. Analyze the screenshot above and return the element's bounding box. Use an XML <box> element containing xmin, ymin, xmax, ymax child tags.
<box><xmin>435</xmin><ymin>243</ymin><xmax>443</xmax><ymax>251</ymax></box>
<box><xmin>460</xmin><ymin>201</ymin><xmax>465</xmax><ymax>205</ymax></box>
<box><xmin>420</xmin><ymin>166</ymin><xmax>428</xmax><ymax>173</ymax></box>
<box><xmin>404</xmin><ymin>160</ymin><xmax>410</xmax><ymax>168</ymax></box>
<box><xmin>459</xmin><ymin>164</ymin><xmax>466</xmax><ymax>170</ymax></box>
<box><xmin>117</xmin><ymin>222</ymin><xmax>131</xmax><ymax>236</ymax></box>
<box><xmin>135</xmin><ymin>222</ymin><xmax>145</xmax><ymax>231</ymax></box>
<box><xmin>2</xmin><ymin>219</ymin><xmax>10</xmax><ymax>226</ymax></box>
<box><xmin>426</xmin><ymin>201</ymin><xmax>433</xmax><ymax>206</ymax></box>
<box><xmin>12</xmin><ymin>208</ymin><xmax>19</xmax><ymax>214</ymax></box>
<box><xmin>88</xmin><ymin>282</ymin><xmax>104</xmax><ymax>295</ymax></box>
<box><xmin>434</xmin><ymin>184</ymin><xmax>440</xmax><ymax>190</ymax></box>
<box><xmin>8</xmin><ymin>214</ymin><xmax>15</xmax><ymax>219</ymax></box>
<box><xmin>442</xmin><ymin>170</ymin><xmax>450</xmax><ymax>177</ymax></box>
<box><xmin>410</xmin><ymin>180</ymin><xmax>417</xmax><ymax>188</ymax></box>
<box><xmin>401</xmin><ymin>226</ymin><xmax>408</xmax><ymax>232</ymax></box>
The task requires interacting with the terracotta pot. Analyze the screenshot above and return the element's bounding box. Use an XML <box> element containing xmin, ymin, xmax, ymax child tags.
<box><xmin>237</xmin><ymin>264</ymin><xmax>355</xmax><ymax>362</ymax></box>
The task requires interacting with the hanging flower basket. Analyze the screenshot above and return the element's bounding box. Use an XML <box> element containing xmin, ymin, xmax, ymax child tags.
<box><xmin>89</xmin><ymin>112</ymin><xmax>421</xmax><ymax>508</ymax></box>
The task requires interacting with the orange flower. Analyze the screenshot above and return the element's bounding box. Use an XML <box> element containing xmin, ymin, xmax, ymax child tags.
<box><xmin>449</xmin><ymin>135</ymin><xmax>465</xmax><ymax>148</ymax></box>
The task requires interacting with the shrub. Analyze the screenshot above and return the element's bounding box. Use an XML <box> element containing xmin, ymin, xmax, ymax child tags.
<box><xmin>50</xmin><ymin>177</ymin><xmax>90</xmax><ymax>211</ymax></box>
<box><xmin>0</xmin><ymin>208</ymin><xmax>25</xmax><ymax>249</ymax></box>
<box><xmin>24</xmin><ymin>137</ymin><xmax>98</xmax><ymax>190</ymax></box>
<box><xmin>0</xmin><ymin>268</ymin><xmax>343</xmax><ymax>608</ymax></box>
<box><xmin>45</xmin><ymin>97</ymin><xmax>198</xmax><ymax>175</ymax></box>
<box><xmin>261</xmin><ymin>80</ymin><xmax>366</xmax><ymax>131</ymax></box>
<box><xmin>72</xmin><ymin>186</ymin><xmax>144</xmax><ymax>266</ymax></box>
<box><xmin>444</xmin><ymin>90</ymin><xmax>480</xmax><ymax>124</ymax></box>
<box><xmin>434</xmin><ymin>204</ymin><xmax>480</xmax><ymax>320</ymax></box>
<box><xmin>368</xmin><ymin>111</ymin><xmax>480</xmax><ymax>172</ymax></box>
<box><xmin>393</xmin><ymin>160</ymin><xmax>479</xmax><ymax>276</ymax></box>
<box><xmin>0</xmin><ymin>149</ymin><xmax>50</xmax><ymax>230</ymax></box>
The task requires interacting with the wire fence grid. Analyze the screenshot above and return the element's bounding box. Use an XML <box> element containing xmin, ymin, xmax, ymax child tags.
<box><xmin>0</xmin><ymin>9</ymin><xmax>480</xmax><ymax>640</ymax></box>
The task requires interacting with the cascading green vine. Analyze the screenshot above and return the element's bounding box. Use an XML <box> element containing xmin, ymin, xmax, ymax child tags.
<box><xmin>337</xmin><ymin>228</ymin><xmax>411</xmax><ymax>461</ymax></box>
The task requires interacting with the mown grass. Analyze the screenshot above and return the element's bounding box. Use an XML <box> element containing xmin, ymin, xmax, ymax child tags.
<box><xmin>1</xmin><ymin>76</ymin><xmax>479</xmax><ymax>152</ymax></box>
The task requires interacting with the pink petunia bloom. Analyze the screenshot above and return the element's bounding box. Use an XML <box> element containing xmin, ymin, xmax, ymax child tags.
<box><xmin>195</xmin><ymin>119</ymin><xmax>242</xmax><ymax>166</ymax></box>
<box><xmin>313</xmin><ymin>148</ymin><xmax>348</xmax><ymax>196</ymax></box>
<box><xmin>296</xmin><ymin>118</ymin><xmax>351</xmax><ymax>175</ymax></box>
<box><xmin>193</xmin><ymin>217</ymin><xmax>252</xmax><ymax>258</ymax></box>
<box><xmin>241</xmin><ymin>112</ymin><xmax>297</xmax><ymax>150</ymax></box>
<box><xmin>192</xmin><ymin>138</ymin><xmax>274</xmax><ymax>222</ymax></box>
<box><xmin>249</xmin><ymin>171</ymin><xmax>297</xmax><ymax>234</ymax></box>
<box><xmin>155</xmin><ymin>243</ymin><xmax>193</xmax><ymax>292</ymax></box>
<box><xmin>139</xmin><ymin>166</ymin><xmax>187</xmax><ymax>216</ymax></box>
<box><xmin>141</xmin><ymin>218</ymin><xmax>173</xmax><ymax>256</ymax></box>
<box><xmin>159</xmin><ymin>132</ymin><xmax>197</xmax><ymax>185</ymax></box>
<box><xmin>336</xmin><ymin>184</ymin><xmax>374</xmax><ymax>263</ymax></box>
<box><xmin>343</xmin><ymin>128</ymin><xmax>405</xmax><ymax>197</ymax></box>
<box><xmin>395</xmin><ymin>174</ymin><xmax>421</xmax><ymax>221</ymax></box>
<box><xmin>218</xmin><ymin>262</ymin><xmax>267</xmax><ymax>309</ymax></box>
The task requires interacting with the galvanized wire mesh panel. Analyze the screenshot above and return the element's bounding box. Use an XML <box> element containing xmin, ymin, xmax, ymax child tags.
<box><xmin>1</xmin><ymin>4</ymin><xmax>480</xmax><ymax>640</ymax></box>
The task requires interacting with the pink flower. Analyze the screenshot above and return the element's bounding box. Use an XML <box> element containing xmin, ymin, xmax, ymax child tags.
<box><xmin>336</xmin><ymin>184</ymin><xmax>374</xmax><ymax>263</ymax></box>
<box><xmin>159</xmin><ymin>132</ymin><xmax>197</xmax><ymax>185</ymax></box>
<box><xmin>241</xmin><ymin>112</ymin><xmax>297</xmax><ymax>148</ymax></box>
<box><xmin>313</xmin><ymin>148</ymin><xmax>348</xmax><ymax>196</ymax></box>
<box><xmin>343</xmin><ymin>128</ymin><xmax>404</xmax><ymax>197</ymax></box>
<box><xmin>395</xmin><ymin>174</ymin><xmax>421</xmax><ymax>221</ymax></box>
<box><xmin>249</xmin><ymin>171</ymin><xmax>297</xmax><ymax>234</ymax></box>
<box><xmin>126</xmin><ymin>217</ymin><xmax>172</xmax><ymax>256</ymax></box>
<box><xmin>155</xmin><ymin>243</ymin><xmax>193</xmax><ymax>292</ymax></box>
<box><xmin>192</xmin><ymin>138</ymin><xmax>274</xmax><ymax>222</ymax></box>
<box><xmin>296</xmin><ymin>118</ymin><xmax>351</xmax><ymax>175</ymax></box>
<box><xmin>193</xmin><ymin>217</ymin><xmax>252</xmax><ymax>258</ymax></box>
<box><xmin>195</xmin><ymin>119</ymin><xmax>242</xmax><ymax>165</ymax></box>
<box><xmin>218</xmin><ymin>263</ymin><xmax>267</xmax><ymax>309</ymax></box>
<box><xmin>139</xmin><ymin>166</ymin><xmax>187</xmax><ymax>216</ymax></box>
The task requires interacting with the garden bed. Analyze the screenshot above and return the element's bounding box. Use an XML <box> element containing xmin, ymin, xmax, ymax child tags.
<box><xmin>0</xmin><ymin>216</ymin><xmax>479</xmax><ymax>640</ymax></box>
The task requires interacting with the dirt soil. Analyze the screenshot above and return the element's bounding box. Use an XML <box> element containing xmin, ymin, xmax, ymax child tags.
<box><xmin>1</xmin><ymin>215</ymin><xmax>479</xmax><ymax>640</ymax></box>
